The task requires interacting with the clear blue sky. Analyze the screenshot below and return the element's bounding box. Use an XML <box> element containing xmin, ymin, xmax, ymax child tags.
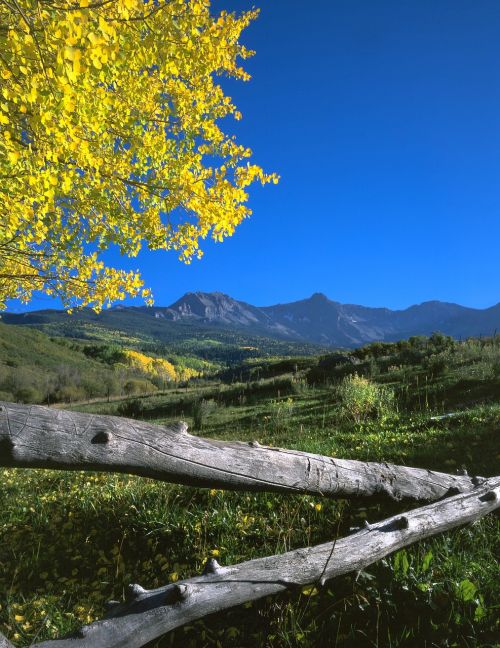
<box><xmin>10</xmin><ymin>0</ymin><xmax>500</xmax><ymax>311</ymax></box>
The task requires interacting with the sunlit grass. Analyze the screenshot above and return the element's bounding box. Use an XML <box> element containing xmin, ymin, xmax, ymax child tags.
<box><xmin>1</xmin><ymin>379</ymin><xmax>499</xmax><ymax>646</ymax></box>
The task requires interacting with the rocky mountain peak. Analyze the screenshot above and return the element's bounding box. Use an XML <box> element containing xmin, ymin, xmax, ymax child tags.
<box><xmin>4</xmin><ymin>292</ymin><xmax>500</xmax><ymax>349</ymax></box>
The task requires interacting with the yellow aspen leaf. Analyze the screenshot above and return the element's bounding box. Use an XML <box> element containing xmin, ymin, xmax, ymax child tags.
<box><xmin>62</xmin><ymin>176</ymin><xmax>72</xmax><ymax>192</ymax></box>
<box><xmin>87</xmin><ymin>32</ymin><xmax>101</xmax><ymax>46</ymax></box>
<box><xmin>0</xmin><ymin>0</ymin><xmax>275</xmax><ymax>311</ymax></box>
<box><xmin>64</xmin><ymin>47</ymin><xmax>77</xmax><ymax>61</ymax></box>
<box><xmin>27</xmin><ymin>84</ymin><xmax>37</xmax><ymax>103</ymax></box>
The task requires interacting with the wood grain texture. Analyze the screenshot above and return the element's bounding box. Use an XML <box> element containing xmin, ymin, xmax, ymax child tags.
<box><xmin>0</xmin><ymin>402</ymin><xmax>482</xmax><ymax>501</ymax></box>
<box><xmin>20</xmin><ymin>476</ymin><xmax>498</xmax><ymax>648</ymax></box>
<box><xmin>0</xmin><ymin>633</ymin><xmax>15</xmax><ymax>648</ymax></box>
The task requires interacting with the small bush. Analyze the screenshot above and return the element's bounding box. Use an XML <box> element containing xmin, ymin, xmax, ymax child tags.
<box><xmin>269</xmin><ymin>397</ymin><xmax>294</xmax><ymax>431</ymax></box>
<box><xmin>425</xmin><ymin>353</ymin><xmax>448</xmax><ymax>377</ymax></box>
<box><xmin>336</xmin><ymin>374</ymin><xmax>395</xmax><ymax>424</ymax></box>
<box><xmin>52</xmin><ymin>385</ymin><xmax>85</xmax><ymax>403</ymax></box>
<box><xmin>292</xmin><ymin>377</ymin><xmax>310</xmax><ymax>395</ymax></box>
<box><xmin>14</xmin><ymin>386</ymin><xmax>43</xmax><ymax>404</ymax></box>
<box><xmin>123</xmin><ymin>379</ymin><xmax>156</xmax><ymax>396</ymax></box>
<box><xmin>117</xmin><ymin>398</ymin><xmax>145</xmax><ymax>419</ymax></box>
<box><xmin>192</xmin><ymin>398</ymin><xmax>217</xmax><ymax>430</ymax></box>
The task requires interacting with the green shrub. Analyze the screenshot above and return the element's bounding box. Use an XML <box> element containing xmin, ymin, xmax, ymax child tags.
<box><xmin>269</xmin><ymin>397</ymin><xmax>294</xmax><ymax>431</ymax></box>
<box><xmin>123</xmin><ymin>379</ymin><xmax>156</xmax><ymax>396</ymax></box>
<box><xmin>83</xmin><ymin>344</ymin><xmax>126</xmax><ymax>365</ymax></box>
<box><xmin>117</xmin><ymin>398</ymin><xmax>145</xmax><ymax>419</ymax></box>
<box><xmin>291</xmin><ymin>377</ymin><xmax>310</xmax><ymax>395</ymax></box>
<box><xmin>52</xmin><ymin>384</ymin><xmax>85</xmax><ymax>403</ymax></box>
<box><xmin>336</xmin><ymin>374</ymin><xmax>395</xmax><ymax>424</ymax></box>
<box><xmin>192</xmin><ymin>398</ymin><xmax>217</xmax><ymax>430</ymax></box>
<box><xmin>13</xmin><ymin>386</ymin><xmax>42</xmax><ymax>403</ymax></box>
<box><xmin>425</xmin><ymin>353</ymin><xmax>448</xmax><ymax>377</ymax></box>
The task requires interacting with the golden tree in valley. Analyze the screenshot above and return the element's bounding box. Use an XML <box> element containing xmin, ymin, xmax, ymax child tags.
<box><xmin>0</xmin><ymin>0</ymin><xmax>277</xmax><ymax>310</ymax></box>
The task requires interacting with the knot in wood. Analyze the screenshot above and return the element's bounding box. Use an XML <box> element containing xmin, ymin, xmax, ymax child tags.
<box><xmin>0</xmin><ymin>437</ymin><xmax>14</xmax><ymax>458</ymax></box>
<box><xmin>164</xmin><ymin>583</ymin><xmax>190</xmax><ymax>605</ymax></box>
<box><xmin>479</xmin><ymin>490</ymin><xmax>498</xmax><ymax>503</ymax></box>
<box><xmin>126</xmin><ymin>583</ymin><xmax>147</xmax><ymax>601</ymax></box>
<box><xmin>91</xmin><ymin>430</ymin><xmax>113</xmax><ymax>444</ymax></box>
<box><xmin>202</xmin><ymin>557</ymin><xmax>222</xmax><ymax>575</ymax></box>
<box><xmin>75</xmin><ymin>625</ymin><xmax>90</xmax><ymax>638</ymax></box>
<box><xmin>393</xmin><ymin>516</ymin><xmax>409</xmax><ymax>531</ymax></box>
<box><xmin>170</xmin><ymin>421</ymin><xmax>189</xmax><ymax>435</ymax></box>
<box><xmin>104</xmin><ymin>600</ymin><xmax>120</xmax><ymax>611</ymax></box>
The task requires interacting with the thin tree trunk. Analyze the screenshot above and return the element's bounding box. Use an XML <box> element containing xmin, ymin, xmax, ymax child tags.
<box><xmin>16</xmin><ymin>475</ymin><xmax>498</xmax><ymax>648</ymax></box>
<box><xmin>0</xmin><ymin>402</ymin><xmax>481</xmax><ymax>501</ymax></box>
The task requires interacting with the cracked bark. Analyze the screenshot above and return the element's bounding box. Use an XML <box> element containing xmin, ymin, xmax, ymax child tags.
<box><xmin>0</xmin><ymin>633</ymin><xmax>14</xmax><ymax>648</ymax></box>
<box><xmin>0</xmin><ymin>402</ymin><xmax>482</xmax><ymax>501</ymax></box>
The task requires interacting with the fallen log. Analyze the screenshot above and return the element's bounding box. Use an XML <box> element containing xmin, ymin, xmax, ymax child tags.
<box><xmin>0</xmin><ymin>402</ymin><xmax>481</xmax><ymax>501</ymax></box>
<box><xmin>14</xmin><ymin>475</ymin><xmax>499</xmax><ymax>648</ymax></box>
<box><xmin>0</xmin><ymin>633</ymin><xmax>14</xmax><ymax>648</ymax></box>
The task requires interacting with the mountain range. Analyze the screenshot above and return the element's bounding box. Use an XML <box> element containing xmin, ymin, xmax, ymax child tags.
<box><xmin>4</xmin><ymin>292</ymin><xmax>500</xmax><ymax>348</ymax></box>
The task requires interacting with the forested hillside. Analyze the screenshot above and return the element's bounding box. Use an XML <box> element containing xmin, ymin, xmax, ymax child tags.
<box><xmin>0</xmin><ymin>322</ymin><xmax>208</xmax><ymax>404</ymax></box>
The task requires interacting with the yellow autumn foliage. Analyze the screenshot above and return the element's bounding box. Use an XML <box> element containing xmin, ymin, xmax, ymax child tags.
<box><xmin>122</xmin><ymin>349</ymin><xmax>199</xmax><ymax>382</ymax></box>
<box><xmin>0</xmin><ymin>0</ymin><xmax>277</xmax><ymax>310</ymax></box>
<box><xmin>176</xmin><ymin>365</ymin><xmax>201</xmax><ymax>381</ymax></box>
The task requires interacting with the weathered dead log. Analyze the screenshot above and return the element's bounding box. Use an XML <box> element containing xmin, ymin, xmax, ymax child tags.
<box><xmin>0</xmin><ymin>402</ymin><xmax>482</xmax><ymax>501</ymax></box>
<box><xmin>9</xmin><ymin>475</ymin><xmax>495</xmax><ymax>648</ymax></box>
<box><xmin>0</xmin><ymin>633</ymin><xmax>14</xmax><ymax>648</ymax></box>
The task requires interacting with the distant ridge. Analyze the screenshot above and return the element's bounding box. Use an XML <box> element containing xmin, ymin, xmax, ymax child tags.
<box><xmin>4</xmin><ymin>292</ymin><xmax>500</xmax><ymax>348</ymax></box>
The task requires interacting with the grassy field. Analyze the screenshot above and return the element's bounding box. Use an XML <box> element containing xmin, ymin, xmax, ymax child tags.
<box><xmin>1</xmin><ymin>337</ymin><xmax>499</xmax><ymax>646</ymax></box>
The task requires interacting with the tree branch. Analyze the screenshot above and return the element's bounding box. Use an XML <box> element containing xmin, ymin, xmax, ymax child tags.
<box><xmin>0</xmin><ymin>401</ymin><xmax>483</xmax><ymax>502</ymax></box>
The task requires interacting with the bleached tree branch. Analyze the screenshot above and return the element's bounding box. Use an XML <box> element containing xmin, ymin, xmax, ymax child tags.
<box><xmin>0</xmin><ymin>402</ymin><xmax>482</xmax><ymax>501</ymax></box>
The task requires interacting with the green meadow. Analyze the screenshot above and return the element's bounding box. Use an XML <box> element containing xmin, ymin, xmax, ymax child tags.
<box><xmin>1</xmin><ymin>334</ymin><xmax>499</xmax><ymax>647</ymax></box>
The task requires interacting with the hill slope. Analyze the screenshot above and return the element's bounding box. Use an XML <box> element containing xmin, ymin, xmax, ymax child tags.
<box><xmin>0</xmin><ymin>321</ymin><xmax>117</xmax><ymax>403</ymax></box>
